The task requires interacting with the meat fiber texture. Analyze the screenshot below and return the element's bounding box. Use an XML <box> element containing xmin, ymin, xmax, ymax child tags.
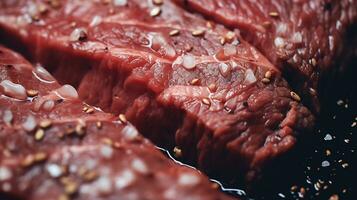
<box><xmin>0</xmin><ymin>0</ymin><xmax>314</xmax><ymax>183</ymax></box>
<box><xmin>174</xmin><ymin>0</ymin><xmax>357</xmax><ymax>112</ymax></box>
<box><xmin>0</xmin><ymin>46</ymin><xmax>235</xmax><ymax>200</ymax></box>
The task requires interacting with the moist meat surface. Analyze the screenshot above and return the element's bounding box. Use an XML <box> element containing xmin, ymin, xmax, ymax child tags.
<box><xmin>0</xmin><ymin>46</ymin><xmax>235</xmax><ymax>200</ymax></box>
<box><xmin>174</xmin><ymin>0</ymin><xmax>357</xmax><ymax>112</ymax></box>
<box><xmin>0</xmin><ymin>0</ymin><xmax>314</xmax><ymax>182</ymax></box>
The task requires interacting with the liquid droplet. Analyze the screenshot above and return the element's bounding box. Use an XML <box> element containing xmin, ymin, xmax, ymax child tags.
<box><xmin>33</xmin><ymin>65</ymin><xmax>55</xmax><ymax>83</ymax></box>
<box><xmin>0</xmin><ymin>80</ymin><xmax>27</xmax><ymax>100</ymax></box>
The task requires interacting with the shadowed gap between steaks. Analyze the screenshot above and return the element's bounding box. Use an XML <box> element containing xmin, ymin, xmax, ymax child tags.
<box><xmin>0</xmin><ymin>45</ymin><xmax>235</xmax><ymax>200</ymax></box>
<box><xmin>0</xmin><ymin>0</ymin><xmax>314</xmax><ymax>184</ymax></box>
<box><xmin>173</xmin><ymin>0</ymin><xmax>357</xmax><ymax>113</ymax></box>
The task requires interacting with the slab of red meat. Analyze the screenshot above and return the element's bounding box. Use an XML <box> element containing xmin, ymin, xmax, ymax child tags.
<box><xmin>0</xmin><ymin>46</ymin><xmax>235</xmax><ymax>200</ymax></box>
<box><xmin>0</xmin><ymin>0</ymin><xmax>314</xmax><ymax>183</ymax></box>
<box><xmin>174</xmin><ymin>0</ymin><xmax>357</xmax><ymax>112</ymax></box>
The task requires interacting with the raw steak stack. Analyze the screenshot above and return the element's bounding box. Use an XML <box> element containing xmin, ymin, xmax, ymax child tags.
<box><xmin>0</xmin><ymin>0</ymin><xmax>314</xmax><ymax>183</ymax></box>
<box><xmin>0</xmin><ymin>45</ymin><xmax>235</xmax><ymax>200</ymax></box>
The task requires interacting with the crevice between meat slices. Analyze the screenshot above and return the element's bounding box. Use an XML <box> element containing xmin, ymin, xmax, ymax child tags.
<box><xmin>0</xmin><ymin>45</ymin><xmax>234</xmax><ymax>200</ymax></box>
<box><xmin>0</xmin><ymin>0</ymin><xmax>314</xmax><ymax>183</ymax></box>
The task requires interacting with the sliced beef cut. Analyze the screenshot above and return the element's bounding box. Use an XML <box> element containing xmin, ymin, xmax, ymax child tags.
<box><xmin>0</xmin><ymin>0</ymin><xmax>314</xmax><ymax>183</ymax></box>
<box><xmin>0</xmin><ymin>46</ymin><xmax>235</xmax><ymax>200</ymax></box>
<box><xmin>174</xmin><ymin>0</ymin><xmax>357</xmax><ymax>112</ymax></box>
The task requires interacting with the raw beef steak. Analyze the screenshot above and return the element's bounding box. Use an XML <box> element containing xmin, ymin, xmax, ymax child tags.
<box><xmin>0</xmin><ymin>45</ymin><xmax>234</xmax><ymax>200</ymax></box>
<box><xmin>0</xmin><ymin>0</ymin><xmax>314</xmax><ymax>182</ymax></box>
<box><xmin>174</xmin><ymin>0</ymin><xmax>357</xmax><ymax>112</ymax></box>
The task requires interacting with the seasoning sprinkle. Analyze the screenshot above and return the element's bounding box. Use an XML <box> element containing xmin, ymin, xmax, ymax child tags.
<box><xmin>96</xmin><ymin>121</ymin><xmax>102</xmax><ymax>129</ymax></box>
<box><xmin>35</xmin><ymin>129</ymin><xmax>45</xmax><ymax>141</ymax></box>
<box><xmin>225</xmin><ymin>31</ymin><xmax>235</xmax><ymax>42</ymax></box>
<box><xmin>75</xmin><ymin>123</ymin><xmax>86</xmax><ymax>136</ymax></box>
<box><xmin>269</xmin><ymin>12</ymin><xmax>279</xmax><ymax>17</ymax></box>
<box><xmin>322</xmin><ymin>132</ymin><xmax>331</xmax><ymax>140</ymax></box>
<box><xmin>291</xmin><ymin>185</ymin><xmax>298</xmax><ymax>192</ymax></box>
<box><xmin>299</xmin><ymin>187</ymin><xmax>306</xmax><ymax>198</ymax></box>
<box><xmin>150</xmin><ymin>7</ymin><xmax>161</xmax><ymax>17</ymax></box>
<box><xmin>38</xmin><ymin>4</ymin><xmax>48</xmax><ymax>14</ymax></box>
<box><xmin>329</xmin><ymin>194</ymin><xmax>339</xmax><ymax>200</ymax></box>
<box><xmin>169</xmin><ymin>29</ymin><xmax>180</xmax><ymax>36</ymax></box>
<box><xmin>309</xmin><ymin>87</ymin><xmax>317</xmax><ymax>95</ymax></box>
<box><xmin>341</xmin><ymin>163</ymin><xmax>349</xmax><ymax>168</ymax></box>
<box><xmin>26</xmin><ymin>89</ymin><xmax>39</xmax><ymax>97</ymax></box>
<box><xmin>192</xmin><ymin>29</ymin><xmax>205</xmax><ymax>37</ymax></box>
<box><xmin>261</xmin><ymin>78</ymin><xmax>270</xmax><ymax>83</ymax></box>
<box><xmin>82</xmin><ymin>106</ymin><xmax>89</xmax><ymax>112</ymax></box>
<box><xmin>220</xmin><ymin>37</ymin><xmax>226</xmax><ymax>45</ymax></box>
<box><xmin>19</xmin><ymin>153</ymin><xmax>46</xmax><ymax>167</ymax></box>
<box><xmin>39</xmin><ymin>119</ymin><xmax>52</xmax><ymax>129</ymax></box>
<box><xmin>85</xmin><ymin>107</ymin><xmax>94</xmax><ymax>114</ymax></box>
<box><xmin>290</xmin><ymin>91</ymin><xmax>301</xmax><ymax>101</ymax></box>
<box><xmin>314</xmin><ymin>182</ymin><xmax>321</xmax><ymax>191</ymax></box>
<box><xmin>190</xmin><ymin>78</ymin><xmax>200</xmax><ymax>85</ymax></box>
<box><xmin>119</xmin><ymin>114</ymin><xmax>127</xmax><ymax>124</ymax></box>
<box><xmin>321</xmin><ymin>160</ymin><xmax>330</xmax><ymax>167</ymax></box>
<box><xmin>311</xmin><ymin>58</ymin><xmax>317</xmax><ymax>67</ymax></box>
<box><xmin>206</xmin><ymin>21</ymin><xmax>214</xmax><ymax>29</ymax></box>
<box><xmin>173</xmin><ymin>146</ymin><xmax>182</xmax><ymax>158</ymax></box>
<box><xmin>152</xmin><ymin>0</ymin><xmax>164</xmax><ymax>6</ymax></box>
<box><xmin>202</xmin><ymin>98</ymin><xmax>211</xmax><ymax>106</ymax></box>
<box><xmin>264</xmin><ymin>71</ymin><xmax>272</xmax><ymax>79</ymax></box>
<box><xmin>30</xmin><ymin>13</ymin><xmax>40</xmax><ymax>22</ymax></box>
<box><xmin>34</xmin><ymin>152</ymin><xmax>48</xmax><ymax>162</ymax></box>
<box><xmin>64</xmin><ymin>181</ymin><xmax>78</xmax><ymax>195</ymax></box>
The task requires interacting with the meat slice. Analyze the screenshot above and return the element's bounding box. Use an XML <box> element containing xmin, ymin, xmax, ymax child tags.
<box><xmin>174</xmin><ymin>0</ymin><xmax>357</xmax><ymax>112</ymax></box>
<box><xmin>0</xmin><ymin>46</ymin><xmax>235</xmax><ymax>200</ymax></box>
<box><xmin>0</xmin><ymin>0</ymin><xmax>314</xmax><ymax>183</ymax></box>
